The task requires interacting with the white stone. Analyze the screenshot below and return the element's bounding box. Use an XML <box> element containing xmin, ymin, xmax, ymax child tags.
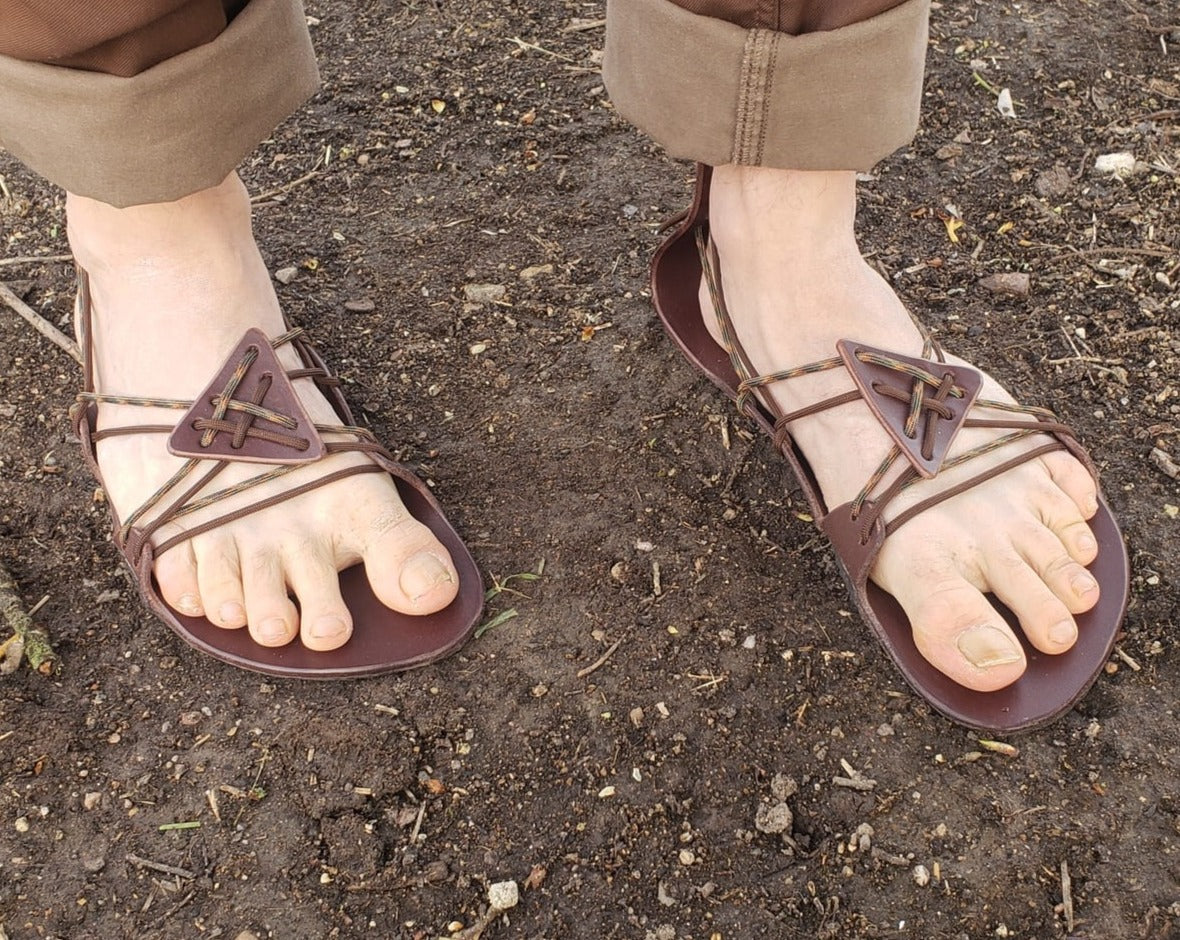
<box><xmin>488</xmin><ymin>879</ymin><xmax>519</xmax><ymax>910</ymax></box>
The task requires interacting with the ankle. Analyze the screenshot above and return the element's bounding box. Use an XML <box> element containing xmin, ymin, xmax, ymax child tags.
<box><xmin>708</xmin><ymin>164</ymin><xmax>861</xmax><ymax>264</ymax></box>
<box><xmin>67</xmin><ymin>172</ymin><xmax>255</xmax><ymax>273</ymax></box>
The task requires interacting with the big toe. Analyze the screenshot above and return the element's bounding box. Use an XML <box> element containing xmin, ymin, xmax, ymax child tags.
<box><xmin>360</xmin><ymin>504</ymin><xmax>459</xmax><ymax>614</ymax></box>
<box><xmin>906</xmin><ymin>578</ymin><xmax>1027</xmax><ymax>692</ymax></box>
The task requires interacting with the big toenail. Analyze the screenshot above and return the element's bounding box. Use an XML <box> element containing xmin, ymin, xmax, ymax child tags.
<box><xmin>259</xmin><ymin>617</ymin><xmax>290</xmax><ymax>642</ymax></box>
<box><xmin>956</xmin><ymin>626</ymin><xmax>1022</xmax><ymax>669</ymax></box>
<box><xmin>1071</xmin><ymin>572</ymin><xmax>1098</xmax><ymax>596</ymax></box>
<box><xmin>310</xmin><ymin>617</ymin><xmax>348</xmax><ymax>640</ymax></box>
<box><xmin>177</xmin><ymin>593</ymin><xmax>203</xmax><ymax>616</ymax></box>
<box><xmin>401</xmin><ymin>552</ymin><xmax>454</xmax><ymax>601</ymax></box>
<box><xmin>1049</xmin><ymin>620</ymin><xmax>1077</xmax><ymax>646</ymax></box>
<box><xmin>219</xmin><ymin>602</ymin><xmax>247</xmax><ymax>626</ymax></box>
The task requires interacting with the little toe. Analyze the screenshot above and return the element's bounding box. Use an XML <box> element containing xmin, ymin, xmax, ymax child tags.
<box><xmin>155</xmin><ymin>541</ymin><xmax>204</xmax><ymax>618</ymax></box>
<box><xmin>194</xmin><ymin>535</ymin><xmax>248</xmax><ymax>629</ymax></box>
<box><xmin>904</xmin><ymin>575</ymin><xmax>1027</xmax><ymax>691</ymax></box>
<box><xmin>360</xmin><ymin>504</ymin><xmax>459</xmax><ymax>614</ymax></box>
<box><xmin>984</xmin><ymin>548</ymin><xmax>1079</xmax><ymax>655</ymax></box>
<box><xmin>241</xmin><ymin>550</ymin><xmax>299</xmax><ymax>647</ymax></box>
<box><xmin>1040</xmin><ymin>451</ymin><xmax>1099</xmax><ymax>519</ymax></box>
<box><xmin>285</xmin><ymin>548</ymin><xmax>353</xmax><ymax>652</ymax></box>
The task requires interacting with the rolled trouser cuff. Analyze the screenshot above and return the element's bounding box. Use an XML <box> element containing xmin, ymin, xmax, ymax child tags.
<box><xmin>604</xmin><ymin>0</ymin><xmax>930</xmax><ymax>170</ymax></box>
<box><xmin>0</xmin><ymin>0</ymin><xmax>319</xmax><ymax>207</ymax></box>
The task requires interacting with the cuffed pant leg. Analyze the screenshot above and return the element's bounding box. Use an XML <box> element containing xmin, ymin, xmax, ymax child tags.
<box><xmin>0</xmin><ymin>0</ymin><xmax>319</xmax><ymax>207</ymax></box>
<box><xmin>603</xmin><ymin>0</ymin><xmax>930</xmax><ymax>170</ymax></box>
<box><xmin>0</xmin><ymin>0</ymin><xmax>246</xmax><ymax>77</ymax></box>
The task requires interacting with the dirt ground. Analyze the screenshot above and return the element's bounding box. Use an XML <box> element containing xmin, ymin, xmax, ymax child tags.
<box><xmin>1</xmin><ymin>1</ymin><xmax>1178</xmax><ymax>938</ymax></box>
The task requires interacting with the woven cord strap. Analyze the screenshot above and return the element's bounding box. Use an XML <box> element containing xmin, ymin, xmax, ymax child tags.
<box><xmin>77</xmin><ymin>328</ymin><xmax>398</xmax><ymax>564</ymax></box>
<box><xmin>694</xmin><ymin>229</ymin><xmax>1080</xmax><ymax>544</ymax></box>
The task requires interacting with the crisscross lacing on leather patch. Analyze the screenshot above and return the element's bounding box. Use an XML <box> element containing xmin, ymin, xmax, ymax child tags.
<box><xmin>167</xmin><ymin>328</ymin><xmax>326</xmax><ymax>464</ymax></box>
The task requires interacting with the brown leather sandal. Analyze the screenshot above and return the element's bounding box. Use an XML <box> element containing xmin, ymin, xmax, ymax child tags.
<box><xmin>71</xmin><ymin>273</ymin><xmax>483</xmax><ymax>679</ymax></box>
<box><xmin>651</xmin><ymin>166</ymin><xmax>1129</xmax><ymax>732</ymax></box>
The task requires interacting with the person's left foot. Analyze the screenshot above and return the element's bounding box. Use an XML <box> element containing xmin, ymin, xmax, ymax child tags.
<box><xmin>701</xmin><ymin>164</ymin><xmax>1101</xmax><ymax>691</ymax></box>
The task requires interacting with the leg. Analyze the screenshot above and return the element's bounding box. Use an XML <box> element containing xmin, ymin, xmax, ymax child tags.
<box><xmin>605</xmin><ymin>0</ymin><xmax>1113</xmax><ymax>696</ymax></box>
<box><xmin>0</xmin><ymin>1</ymin><xmax>466</xmax><ymax>658</ymax></box>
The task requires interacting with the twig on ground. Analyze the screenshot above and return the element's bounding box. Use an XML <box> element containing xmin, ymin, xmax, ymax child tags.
<box><xmin>562</xmin><ymin>18</ymin><xmax>606</xmax><ymax>31</ymax></box>
<box><xmin>576</xmin><ymin>637</ymin><xmax>623</xmax><ymax>679</ymax></box>
<box><xmin>1114</xmin><ymin>646</ymin><xmax>1142</xmax><ymax>671</ymax></box>
<box><xmin>0</xmin><ymin>254</ymin><xmax>71</xmax><ymax>268</ymax></box>
<box><xmin>0</xmin><ymin>564</ymin><xmax>56</xmax><ymax>676</ymax></box>
<box><xmin>125</xmin><ymin>854</ymin><xmax>198</xmax><ymax>880</ymax></box>
<box><xmin>1046</xmin><ymin>245</ymin><xmax>1175</xmax><ymax>261</ymax></box>
<box><xmin>249</xmin><ymin>169</ymin><xmax>321</xmax><ymax>204</ymax></box>
<box><xmin>0</xmin><ymin>282</ymin><xmax>81</xmax><ymax>364</ymax></box>
<box><xmin>1060</xmin><ymin>860</ymin><xmax>1075</xmax><ymax>932</ymax></box>
<box><xmin>507</xmin><ymin>36</ymin><xmax>574</xmax><ymax>61</ymax></box>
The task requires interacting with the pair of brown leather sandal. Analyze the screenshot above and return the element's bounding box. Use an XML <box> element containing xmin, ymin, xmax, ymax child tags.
<box><xmin>650</xmin><ymin>167</ymin><xmax>1129</xmax><ymax>732</ymax></box>
<box><xmin>72</xmin><ymin>273</ymin><xmax>483</xmax><ymax>679</ymax></box>
<box><xmin>71</xmin><ymin>169</ymin><xmax>1128</xmax><ymax>731</ymax></box>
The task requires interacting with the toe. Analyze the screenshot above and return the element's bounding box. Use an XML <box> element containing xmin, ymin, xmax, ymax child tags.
<box><xmin>904</xmin><ymin>573</ymin><xmax>1027</xmax><ymax>691</ymax></box>
<box><xmin>1032</xmin><ymin>474</ymin><xmax>1100</xmax><ymax>565</ymax></box>
<box><xmin>194</xmin><ymin>534</ymin><xmax>248</xmax><ymax>629</ymax></box>
<box><xmin>357</xmin><ymin>501</ymin><xmax>459</xmax><ymax>614</ymax></box>
<box><xmin>1040</xmin><ymin>451</ymin><xmax>1099</xmax><ymax>519</ymax></box>
<box><xmin>284</xmin><ymin>543</ymin><xmax>353</xmax><ymax>652</ymax></box>
<box><xmin>241</xmin><ymin>548</ymin><xmax>298</xmax><ymax>647</ymax></box>
<box><xmin>984</xmin><ymin>546</ymin><xmax>1079</xmax><ymax>655</ymax></box>
<box><xmin>155</xmin><ymin>540</ymin><xmax>204</xmax><ymax>618</ymax></box>
<box><xmin>1014</xmin><ymin>523</ymin><xmax>1101</xmax><ymax>616</ymax></box>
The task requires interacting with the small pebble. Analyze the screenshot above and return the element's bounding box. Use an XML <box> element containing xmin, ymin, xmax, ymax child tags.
<box><xmin>463</xmin><ymin>283</ymin><xmax>506</xmax><ymax>304</ymax></box>
<box><xmin>273</xmin><ymin>266</ymin><xmax>298</xmax><ymax>285</ymax></box>
<box><xmin>82</xmin><ymin>792</ymin><xmax>101</xmax><ymax>811</ymax></box>
<box><xmin>344</xmin><ymin>298</ymin><xmax>376</xmax><ymax>313</ymax></box>
<box><xmin>488</xmin><ymin>879</ymin><xmax>520</xmax><ymax>910</ymax></box>
<box><xmin>913</xmin><ymin>864</ymin><xmax>931</xmax><ymax>887</ymax></box>
<box><xmin>754</xmin><ymin>802</ymin><xmax>793</xmax><ymax>835</ymax></box>
<box><xmin>678</xmin><ymin>849</ymin><xmax>695</xmax><ymax>866</ymax></box>
<box><xmin>1093</xmin><ymin>152</ymin><xmax>1137</xmax><ymax>176</ymax></box>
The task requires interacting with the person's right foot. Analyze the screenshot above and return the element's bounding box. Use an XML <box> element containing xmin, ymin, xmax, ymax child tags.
<box><xmin>68</xmin><ymin>172</ymin><xmax>460</xmax><ymax>652</ymax></box>
<box><xmin>702</xmin><ymin>164</ymin><xmax>1101</xmax><ymax>691</ymax></box>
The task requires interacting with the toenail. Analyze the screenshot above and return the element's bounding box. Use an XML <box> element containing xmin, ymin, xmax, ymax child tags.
<box><xmin>956</xmin><ymin>625</ymin><xmax>1022</xmax><ymax>669</ymax></box>
<box><xmin>218</xmin><ymin>602</ymin><xmax>247</xmax><ymax>627</ymax></box>
<box><xmin>310</xmin><ymin>616</ymin><xmax>348</xmax><ymax>640</ymax></box>
<box><xmin>401</xmin><ymin>552</ymin><xmax>455</xmax><ymax>601</ymax></box>
<box><xmin>176</xmin><ymin>593</ymin><xmax>203</xmax><ymax>616</ymax></box>
<box><xmin>259</xmin><ymin>617</ymin><xmax>291</xmax><ymax>642</ymax></box>
<box><xmin>1071</xmin><ymin>572</ymin><xmax>1098</xmax><ymax>596</ymax></box>
<box><xmin>1085</xmin><ymin>495</ymin><xmax>1099</xmax><ymax>516</ymax></box>
<box><xmin>1077</xmin><ymin>533</ymin><xmax>1097</xmax><ymax>554</ymax></box>
<box><xmin>1049</xmin><ymin>620</ymin><xmax>1077</xmax><ymax>646</ymax></box>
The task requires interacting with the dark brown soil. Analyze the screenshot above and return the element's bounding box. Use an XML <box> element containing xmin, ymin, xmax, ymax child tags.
<box><xmin>1</xmin><ymin>2</ymin><xmax>1178</xmax><ymax>938</ymax></box>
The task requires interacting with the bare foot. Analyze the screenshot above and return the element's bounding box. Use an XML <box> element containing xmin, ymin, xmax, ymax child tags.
<box><xmin>68</xmin><ymin>173</ymin><xmax>459</xmax><ymax>651</ymax></box>
<box><xmin>703</xmin><ymin>165</ymin><xmax>1101</xmax><ymax>691</ymax></box>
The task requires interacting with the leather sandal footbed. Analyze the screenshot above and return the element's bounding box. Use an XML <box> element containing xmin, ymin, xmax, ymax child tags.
<box><xmin>650</xmin><ymin>167</ymin><xmax>1129</xmax><ymax>732</ymax></box>
<box><xmin>74</xmin><ymin>278</ymin><xmax>483</xmax><ymax>680</ymax></box>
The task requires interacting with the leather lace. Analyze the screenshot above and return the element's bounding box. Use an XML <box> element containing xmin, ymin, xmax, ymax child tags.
<box><xmin>696</xmin><ymin>229</ymin><xmax>1077</xmax><ymax>545</ymax></box>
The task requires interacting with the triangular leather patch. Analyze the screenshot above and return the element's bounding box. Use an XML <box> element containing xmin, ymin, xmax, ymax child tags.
<box><xmin>837</xmin><ymin>340</ymin><xmax>982</xmax><ymax>479</ymax></box>
<box><xmin>168</xmin><ymin>329</ymin><xmax>326</xmax><ymax>465</ymax></box>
